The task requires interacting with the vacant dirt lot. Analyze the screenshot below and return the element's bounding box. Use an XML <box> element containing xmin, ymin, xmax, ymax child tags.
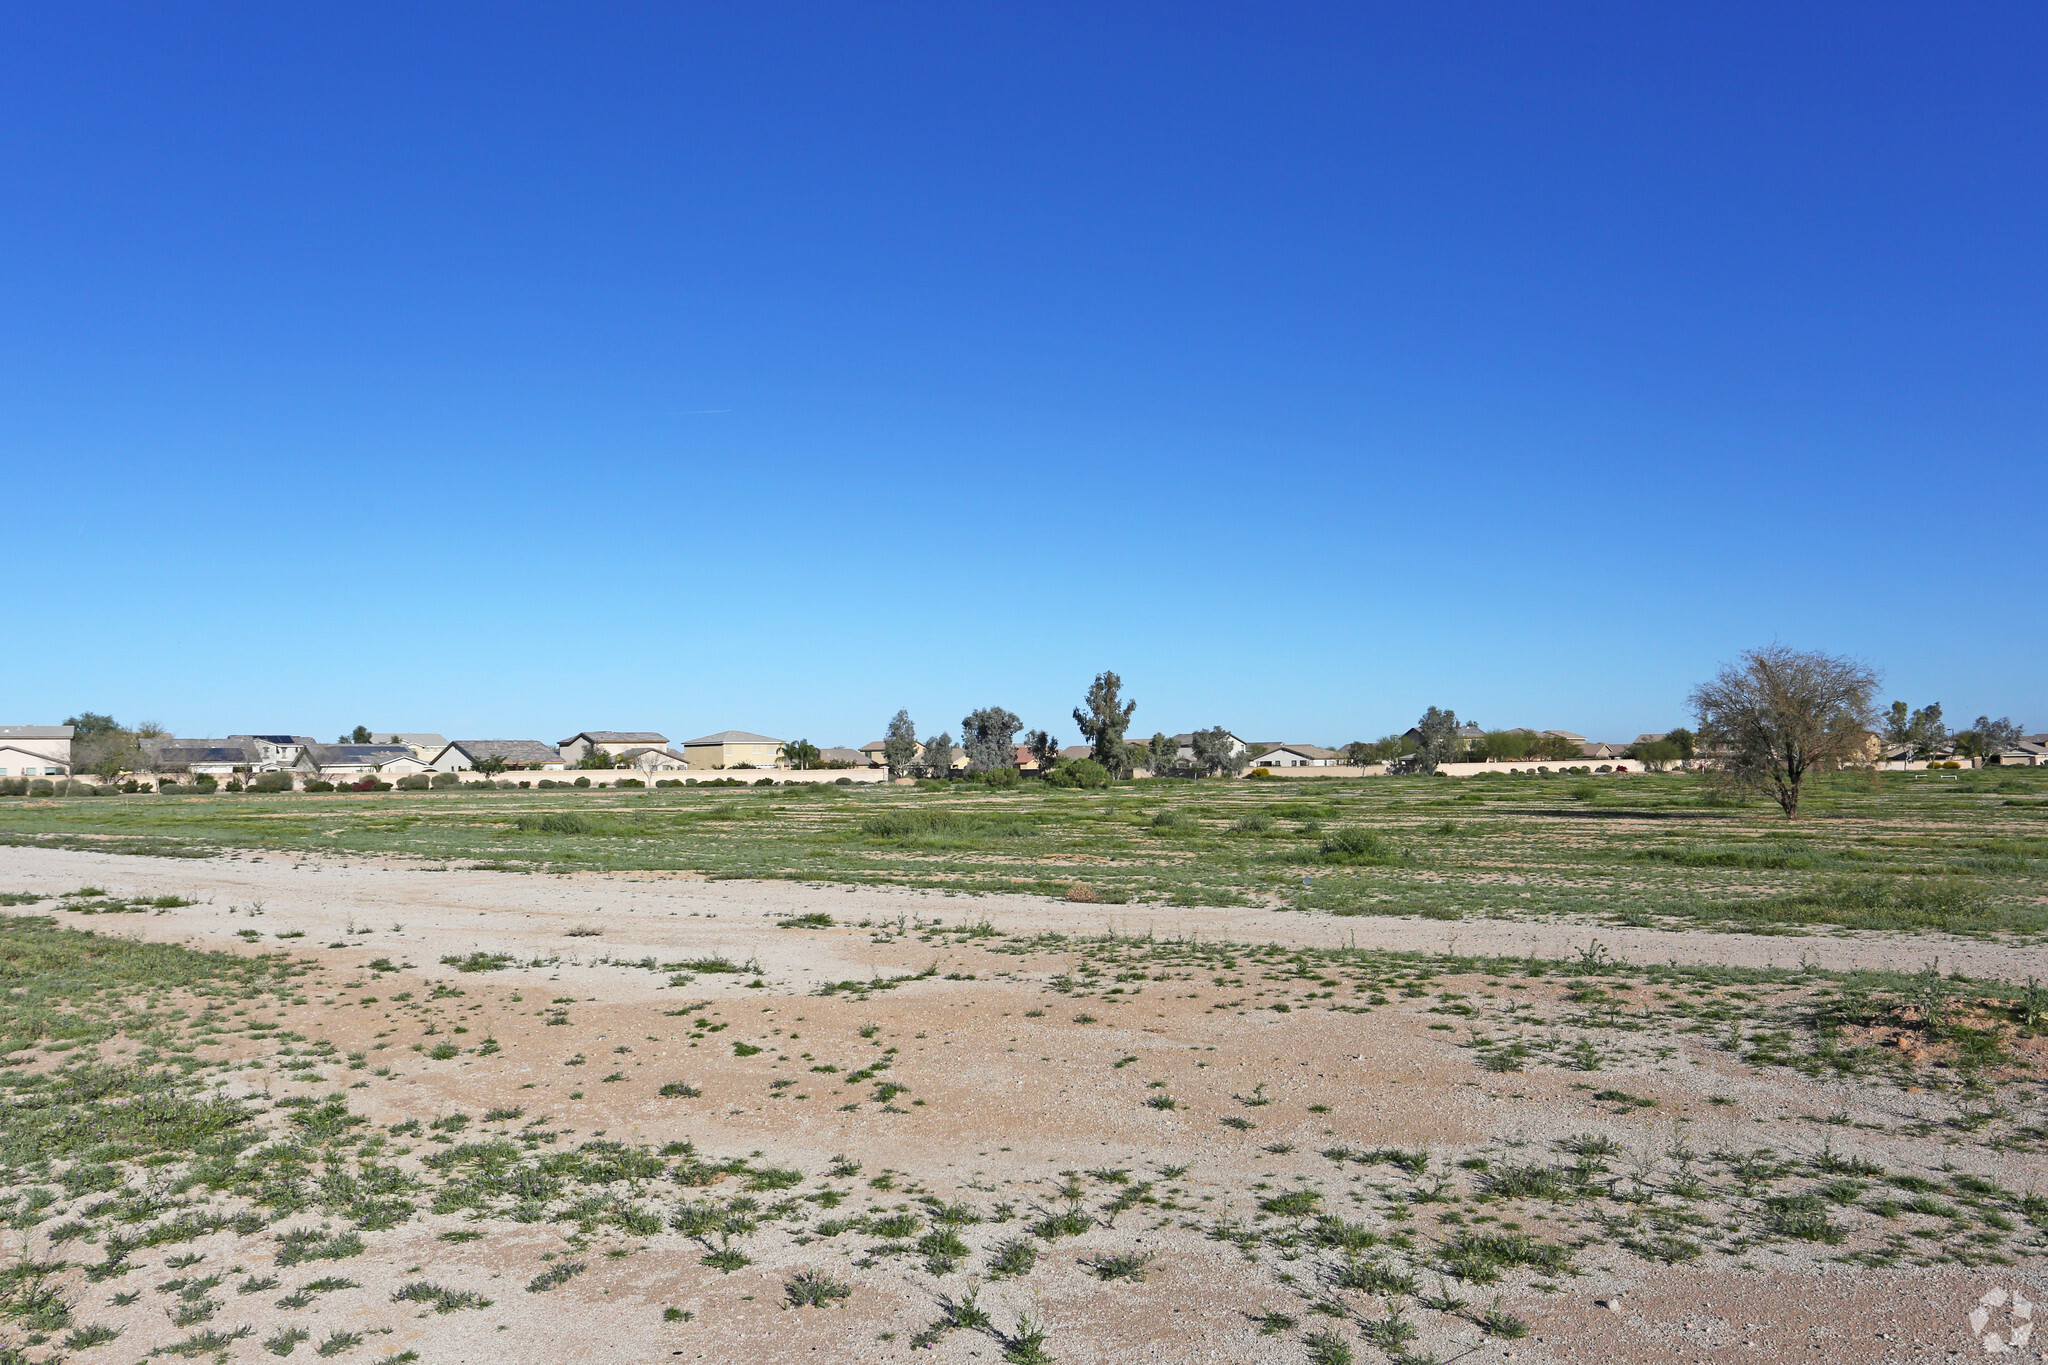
<box><xmin>0</xmin><ymin>845</ymin><xmax>2041</xmax><ymax>1365</ymax></box>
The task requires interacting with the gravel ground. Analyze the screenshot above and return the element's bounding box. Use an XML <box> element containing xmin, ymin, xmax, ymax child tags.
<box><xmin>1</xmin><ymin>845</ymin><xmax>2041</xmax><ymax>1365</ymax></box>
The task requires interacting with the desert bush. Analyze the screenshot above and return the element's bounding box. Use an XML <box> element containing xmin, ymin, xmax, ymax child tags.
<box><xmin>304</xmin><ymin>780</ymin><xmax>336</xmax><ymax>792</ymax></box>
<box><xmin>618</xmin><ymin>778</ymin><xmax>644</xmax><ymax>788</ymax></box>
<box><xmin>431</xmin><ymin>772</ymin><xmax>461</xmax><ymax>788</ymax></box>
<box><xmin>1320</xmin><ymin>827</ymin><xmax>1402</xmax><ymax>865</ymax></box>
<box><xmin>396</xmin><ymin>775</ymin><xmax>431</xmax><ymax>790</ymax></box>
<box><xmin>249</xmin><ymin>773</ymin><xmax>294</xmax><ymax>793</ymax></box>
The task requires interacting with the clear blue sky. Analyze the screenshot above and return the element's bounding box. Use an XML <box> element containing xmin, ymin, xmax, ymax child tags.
<box><xmin>5</xmin><ymin>4</ymin><xmax>2042</xmax><ymax>747</ymax></box>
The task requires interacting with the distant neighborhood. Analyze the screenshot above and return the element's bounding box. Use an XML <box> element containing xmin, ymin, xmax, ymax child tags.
<box><xmin>1</xmin><ymin>691</ymin><xmax>2038</xmax><ymax>795</ymax></box>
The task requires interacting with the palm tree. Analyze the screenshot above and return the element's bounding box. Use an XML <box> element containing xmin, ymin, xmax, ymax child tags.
<box><xmin>779</xmin><ymin>739</ymin><xmax>822</xmax><ymax>770</ymax></box>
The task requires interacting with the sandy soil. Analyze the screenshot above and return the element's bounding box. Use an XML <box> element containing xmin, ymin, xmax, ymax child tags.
<box><xmin>1</xmin><ymin>845</ymin><xmax>2041</xmax><ymax>1365</ymax></box>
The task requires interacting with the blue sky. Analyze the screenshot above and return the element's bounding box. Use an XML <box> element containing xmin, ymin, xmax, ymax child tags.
<box><xmin>4</xmin><ymin>4</ymin><xmax>2042</xmax><ymax>748</ymax></box>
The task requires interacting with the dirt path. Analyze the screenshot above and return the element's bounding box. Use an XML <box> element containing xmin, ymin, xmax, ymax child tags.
<box><xmin>0</xmin><ymin>844</ymin><xmax>2035</xmax><ymax>982</ymax></box>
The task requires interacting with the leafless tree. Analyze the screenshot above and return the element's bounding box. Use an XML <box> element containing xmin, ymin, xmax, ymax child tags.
<box><xmin>1688</xmin><ymin>644</ymin><xmax>1879</xmax><ymax>818</ymax></box>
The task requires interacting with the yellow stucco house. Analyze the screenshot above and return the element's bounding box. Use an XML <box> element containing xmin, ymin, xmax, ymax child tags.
<box><xmin>681</xmin><ymin>730</ymin><xmax>785</xmax><ymax>770</ymax></box>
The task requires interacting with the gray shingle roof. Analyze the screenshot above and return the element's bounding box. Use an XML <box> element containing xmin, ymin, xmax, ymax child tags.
<box><xmin>682</xmin><ymin>731</ymin><xmax>783</xmax><ymax>746</ymax></box>
<box><xmin>559</xmin><ymin>731</ymin><xmax>667</xmax><ymax>745</ymax></box>
<box><xmin>0</xmin><ymin>726</ymin><xmax>75</xmax><ymax>740</ymax></box>
<box><xmin>443</xmin><ymin>740</ymin><xmax>561</xmax><ymax>765</ymax></box>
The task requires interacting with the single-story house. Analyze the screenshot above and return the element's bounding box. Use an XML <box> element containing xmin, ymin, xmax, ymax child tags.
<box><xmin>1250</xmin><ymin>744</ymin><xmax>1338</xmax><ymax>768</ymax></box>
<box><xmin>557</xmin><ymin>731</ymin><xmax>670</xmax><ymax>766</ymax></box>
<box><xmin>143</xmin><ymin>739</ymin><xmax>256</xmax><ymax>776</ymax></box>
<box><xmin>433</xmin><ymin>740</ymin><xmax>565</xmax><ymax>771</ymax></box>
<box><xmin>300</xmin><ymin>744</ymin><xmax>416</xmax><ymax>777</ymax></box>
<box><xmin>1580</xmin><ymin>741</ymin><xmax>1628</xmax><ymax>760</ymax></box>
<box><xmin>617</xmin><ymin>746</ymin><xmax>691</xmax><ymax>772</ymax></box>
<box><xmin>1989</xmin><ymin>740</ymin><xmax>2047</xmax><ymax>767</ymax></box>
<box><xmin>681</xmin><ymin>730</ymin><xmax>785</xmax><ymax>770</ymax></box>
<box><xmin>1403</xmin><ymin>724</ymin><xmax>1487</xmax><ymax>748</ymax></box>
<box><xmin>375</xmin><ymin>755</ymin><xmax>436</xmax><ymax>778</ymax></box>
<box><xmin>819</xmin><ymin>748</ymin><xmax>867</xmax><ymax>768</ymax></box>
<box><xmin>0</xmin><ymin>726</ymin><xmax>73</xmax><ymax>776</ymax></box>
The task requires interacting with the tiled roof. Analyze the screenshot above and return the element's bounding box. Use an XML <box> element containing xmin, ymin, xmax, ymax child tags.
<box><xmin>682</xmin><ymin>731</ymin><xmax>783</xmax><ymax>746</ymax></box>
<box><xmin>560</xmin><ymin>731</ymin><xmax>668</xmax><ymax>745</ymax></box>
<box><xmin>0</xmin><ymin>726</ymin><xmax>75</xmax><ymax>740</ymax></box>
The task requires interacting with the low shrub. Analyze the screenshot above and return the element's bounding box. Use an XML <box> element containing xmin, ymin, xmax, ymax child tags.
<box><xmin>617</xmin><ymin>778</ymin><xmax>645</xmax><ymax>788</ymax></box>
<box><xmin>431</xmin><ymin>772</ymin><xmax>461</xmax><ymax>788</ymax></box>
<box><xmin>1320</xmin><ymin>828</ymin><xmax>1402</xmax><ymax>866</ymax></box>
<box><xmin>304</xmin><ymin>780</ymin><xmax>336</xmax><ymax>793</ymax></box>
<box><xmin>396</xmin><ymin>775</ymin><xmax>431</xmax><ymax>791</ymax></box>
<box><xmin>249</xmin><ymin>773</ymin><xmax>294</xmax><ymax>793</ymax></box>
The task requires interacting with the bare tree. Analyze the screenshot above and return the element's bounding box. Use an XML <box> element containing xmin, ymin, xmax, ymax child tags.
<box><xmin>1688</xmin><ymin>645</ymin><xmax>1879</xmax><ymax>818</ymax></box>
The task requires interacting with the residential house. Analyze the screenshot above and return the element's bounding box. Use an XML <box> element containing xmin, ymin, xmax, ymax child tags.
<box><xmin>818</xmin><ymin>748</ymin><xmax>867</xmax><ymax>768</ymax></box>
<box><xmin>1401</xmin><ymin>724</ymin><xmax>1488</xmax><ymax>752</ymax></box>
<box><xmin>1989</xmin><ymin>739</ymin><xmax>2048</xmax><ymax>767</ymax></box>
<box><xmin>230</xmin><ymin>735</ymin><xmax>317</xmax><ymax>771</ymax></box>
<box><xmin>557</xmin><ymin>732</ymin><xmax>669</xmax><ymax>766</ymax></box>
<box><xmin>1250</xmin><ymin>743</ymin><xmax>1338</xmax><ymax>768</ymax></box>
<box><xmin>431</xmin><ymin>740</ymin><xmax>564</xmax><ymax>771</ymax></box>
<box><xmin>369</xmin><ymin>733</ymin><xmax>448</xmax><ymax>761</ymax></box>
<box><xmin>680</xmin><ymin>731</ymin><xmax>785</xmax><ymax>770</ymax></box>
<box><xmin>374</xmin><ymin>754</ymin><xmax>437</xmax><ymax>779</ymax></box>
<box><xmin>0</xmin><ymin>726</ymin><xmax>74</xmax><ymax>777</ymax></box>
<box><xmin>616</xmin><ymin>746</ymin><xmax>691</xmax><ymax>773</ymax></box>
<box><xmin>299</xmin><ymin>744</ymin><xmax>415</xmax><ymax>778</ymax></box>
<box><xmin>1059</xmin><ymin>745</ymin><xmax>1092</xmax><ymax>761</ymax></box>
<box><xmin>1580</xmin><ymin>741</ymin><xmax>1628</xmax><ymax>760</ymax></box>
<box><xmin>1541</xmin><ymin>730</ymin><xmax>1587</xmax><ymax>744</ymax></box>
<box><xmin>1172</xmin><ymin>731</ymin><xmax>1249</xmax><ymax>765</ymax></box>
<box><xmin>142</xmin><ymin>739</ymin><xmax>256</xmax><ymax>776</ymax></box>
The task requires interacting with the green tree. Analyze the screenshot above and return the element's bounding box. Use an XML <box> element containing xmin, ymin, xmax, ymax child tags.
<box><xmin>779</xmin><ymin>739</ymin><xmax>822</xmax><ymax>770</ymax></box>
<box><xmin>64</xmin><ymin>712</ymin><xmax>122</xmax><ymax>741</ymax></box>
<box><xmin>474</xmin><ymin>754</ymin><xmax>510</xmax><ymax>777</ymax></box>
<box><xmin>1023</xmin><ymin>729</ymin><xmax>1060</xmax><ymax>770</ymax></box>
<box><xmin>1191</xmin><ymin>727</ymin><xmax>1247</xmax><ymax>777</ymax></box>
<box><xmin>67</xmin><ymin>714</ymin><xmax>143</xmax><ymax>781</ymax></box>
<box><xmin>1689</xmin><ymin>644</ymin><xmax>1880</xmax><ymax>818</ymax></box>
<box><xmin>578</xmin><ymin>749</ymin><xmax>619</xmax><ymax>769</ymax></box>
<box><xmin>883</xmin><ymin>710</ymin><xmax>920</xmax><ymax>778</ymax></box>
<box><xmin>1632</xmin><ymin>739</ymin><xmax>1681</xmax><ymax>771</ymax></box>
<box><xmin>1665</xmin><ymin>727</ymin><xmax>1696</xmax><ymax>761</ymax></box>
<box><xmin>1145</xmin><ymin>732</ymin><xmax>1179</xmax><ymax>776</ymax></box>
<box><xmin>1073</xmin><ymin>671</ymin><xmax>1137</xmax><ymax>779</ymax></box>
<box><xmin>1968</xmin><ymin>715</ymin><xmax>2024</xmax><ymax>760</ymax></box>
<box><xmin>1409</xmin><ymin>707</ymin><xmax>1462</xmax><ymax>773</ymax></box>
<box><xmin>349</xmin><ymin>726</ymin><xmax>372</xmax><ymax>744</ymax></box>
<box><xmin>960</xmin><ymin>707</ymin><xmax>1023</xmax><ymax>771</ymax></box>
<box><xmin>1476</xmin><ymin>730</ymin><xmax>1534</xmax><ymax>761</ymax></box>
<box><xmin>920</xmin><ymin>731</ymin><xmax>955</xmax><ymax>779</ymax></box>
<box><xmin>1882</xmin><ymin>702</ymin><xmax>1946</xmax><ymax>759</ymax></box>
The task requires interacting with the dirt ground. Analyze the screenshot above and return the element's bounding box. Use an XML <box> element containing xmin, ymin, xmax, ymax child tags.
<box><xmin>2</xmin><ymin>845</ymin><xmax>2042</xmax><ymax>1365</ymax></box>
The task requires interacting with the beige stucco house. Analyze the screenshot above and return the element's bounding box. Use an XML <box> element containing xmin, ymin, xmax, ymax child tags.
<box><xmin>0</xmin><ymin>726</ymin><xmax>74</xmax><ymax>777</ymax></box>
<box><xmin>681</xmin><ymin>731</ymin><xmax>785</xmax><ymax>770</ymax></box>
